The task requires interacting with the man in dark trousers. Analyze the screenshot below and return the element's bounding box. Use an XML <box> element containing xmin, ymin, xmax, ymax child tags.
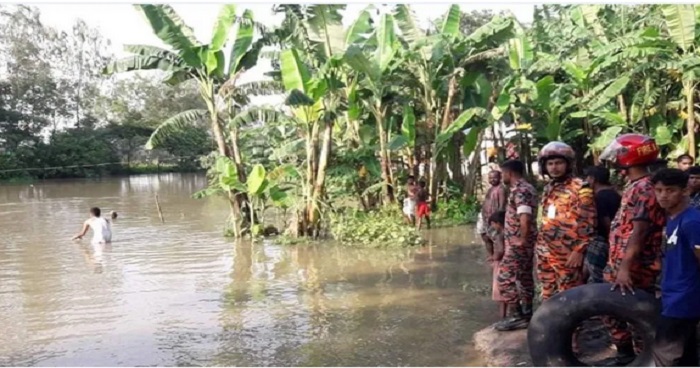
<box><xmin>583</xmin><ymin>166</ymin><xmax>622</xmax><ymax>284</ymax></box>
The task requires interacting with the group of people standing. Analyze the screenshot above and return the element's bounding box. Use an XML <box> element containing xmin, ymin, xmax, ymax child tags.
<box><xmin>402</xmin><ymin>176</ymin><xmax>432</xmax><ymax>230</ymax></box>
<box><xmin>479</xmin><ymin>133</ymin><xmax>700</xmax><ymax>366</ymax></box>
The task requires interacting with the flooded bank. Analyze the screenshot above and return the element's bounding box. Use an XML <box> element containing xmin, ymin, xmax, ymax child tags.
<box><xmin>0</xmin><ymin>173</ymin><xmax>497</xmax><ymax>366</ymax></box>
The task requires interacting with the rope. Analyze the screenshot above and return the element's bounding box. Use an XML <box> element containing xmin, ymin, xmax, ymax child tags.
<box><xmin>0</xmin><ymin>155</ymin><xmax>203</xmax><ymax>174</ymax></box>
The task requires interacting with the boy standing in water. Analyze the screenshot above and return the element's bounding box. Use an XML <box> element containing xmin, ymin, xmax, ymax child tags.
<box><xmin>650</xmin><ymin>169</ymin><xmax>700</xmax><ymax>366</ymax></box>
<box><xmin>403</xmin><ymin>176</ymin><xmax>418</xmax><ymax>225</ymax></box>
<box><xmin>415</xmin><ymin>180</ymin><xmax>431</xmax><ymax>230</ymax></box>
<box><xmin>72</xmin><ymin>207</ymin><xmax>113</xmax><ymax>243</ymax></box>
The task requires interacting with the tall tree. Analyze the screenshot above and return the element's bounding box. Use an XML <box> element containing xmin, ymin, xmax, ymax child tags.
<box><xmin>105</xmin><ymin>4</ymin><xmax>281</xmax><ymax>236</ymax></box>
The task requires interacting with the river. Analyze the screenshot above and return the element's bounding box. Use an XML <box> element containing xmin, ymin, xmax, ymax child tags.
<box><xmin>0</xmin><ymin>173</ymin><xmax>496</xmax><ymax>366</ymax></box>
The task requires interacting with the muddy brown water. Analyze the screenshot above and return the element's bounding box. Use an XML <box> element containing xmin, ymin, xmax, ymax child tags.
<box><xmin>0</xmin><ymin>173</ymin><xmax>497</xmax><ymax>366</ymax></box>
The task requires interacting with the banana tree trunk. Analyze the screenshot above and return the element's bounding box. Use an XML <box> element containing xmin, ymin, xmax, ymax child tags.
<box><xmin>296</xmin><ymin>118</ymin><xmax>323</xmax><ymax>237</ymax></box>
<box><xmin>448</xmin><ymin>134</ymin><xmax>465</xmax><ymax>191</ymax></box>
<box><xmin>685</xmin><ymin>81</ymin><xmax>696</xmax><ymax>159</ymax></box>
<box><xmin>206</xmin><ymin>91</ymin><xmax>243</xmax><ymax>237</ymax></box>
<box><xmin>617</xmin><ymin>95</ymin><xmax>628</xmax><ymax>123</ymax></box>
<box><xmin>310</xmin><ymin>120</ymin><xmax>333</xmax><ymax>234</ymax></box>
<box><xmin>464</xmin><ymin>131</ymin><xmax>485</xmax><ymax>198</ymax></box>
<box><xmin>376</xmin><ymin>107</ymin><xmax>395</xmax><ymax>204</ymax></box>
<box><xmin>229</xmin><ymin>128</ymin><xmax>246</xmax><ymax>183</ymax></box>
<box><xmin>428</xmin><ymin>148</ymin><xmax>440</xmax><ymax>210</ymax></box>
<box><xmin>440</xmin><ymin>76</ymin><xmax>457</xmax><ymax>130</ymax></box>
<box><xmin>228</xmin><ymin>127</ymin><xmax>257</xmax><ymax>233</ymax></box>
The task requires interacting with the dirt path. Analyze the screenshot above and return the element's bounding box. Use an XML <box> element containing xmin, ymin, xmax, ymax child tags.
<box><xmin>473</xmin><ymin>320</ymin><xmax>618</xmax><ymax>366</ymax></box>
<box><xmin>475</xmin><ymin>319</ymin><xmax>700</xmax><ymax>367</ymax></box>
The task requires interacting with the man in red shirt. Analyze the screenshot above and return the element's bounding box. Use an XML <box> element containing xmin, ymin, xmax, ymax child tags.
<box><xmin>600</xmin><ymin>134</ymin><xmax>666</xmax><ymax>364</ymax></box>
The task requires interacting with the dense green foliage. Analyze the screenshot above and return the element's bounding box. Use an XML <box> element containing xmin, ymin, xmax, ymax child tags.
<box><xmin>329</xmin><ymin>208</ymin><xmax>423</xmax><ymax>248</ymax></box>
<box><xmin>432</xmin><ymin>198</ymin><xmax>481</xmax><ymax>228</ymax></box>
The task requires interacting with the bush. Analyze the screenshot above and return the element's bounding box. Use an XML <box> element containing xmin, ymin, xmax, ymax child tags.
<box><xmin>433</xmin><ymin>197</ymin><xmax>480</xmax><ymax>227</ymax></box>
<box><xmin>329</xmin><ymin>207</ymin><xmax>423</xmax><ymax>248</ymax></box>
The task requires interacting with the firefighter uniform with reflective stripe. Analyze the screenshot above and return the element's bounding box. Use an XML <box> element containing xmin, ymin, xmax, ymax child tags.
<box><xmin>536</xmin><ymin>177</ymin><xmax>597</xmax><ymax>300</ymax></box>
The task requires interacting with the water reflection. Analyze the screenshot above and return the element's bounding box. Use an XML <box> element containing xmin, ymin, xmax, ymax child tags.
<box><xmin>0</xmin><ymin>174</ymin><xmax>493</xmax><ymax>366</ymax></box>
<box><xmin>79</xmin><ymin>242</ymin><xmax>110</xmax><ymax>274</ymax></box>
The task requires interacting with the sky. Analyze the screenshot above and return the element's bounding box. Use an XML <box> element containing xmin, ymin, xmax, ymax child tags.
<box><xmin>28</xmin><ymin>3</ymin><xmax>536</xmax><ymax>105</ymax></box>
<box><xmin>33</xmin><ymin>3</ymin><xmax>535</xmax><ymax>73</ymax></box>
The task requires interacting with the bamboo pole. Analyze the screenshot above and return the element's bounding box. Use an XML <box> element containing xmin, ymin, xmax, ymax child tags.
<box><xmin>155</xmin><ymin>194</ymin><xmax>165</xmax><ymax>223</ymax></box>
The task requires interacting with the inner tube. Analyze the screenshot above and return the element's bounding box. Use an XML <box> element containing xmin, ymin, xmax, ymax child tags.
<box><xmin>527</xmin><ymin>283</ymin><xmax>659</xmax><ymax>367</ymax></box>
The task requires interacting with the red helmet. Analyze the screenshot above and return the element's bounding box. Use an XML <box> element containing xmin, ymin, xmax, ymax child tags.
<box><xmin>537</xmin><ymin>141</ymin><xmax>575</xmax><ymax>177</ymax></box>
<box><xmin>600</xmin><ymin>133</ymin><xmax>659</xmax><ymax>168</ymax></box>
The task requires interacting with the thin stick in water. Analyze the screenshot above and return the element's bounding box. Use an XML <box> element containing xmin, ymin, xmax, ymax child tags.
<box><xmin>155</xmin><ymin>194</ymin><xmax>165</xmax><ymax>223</ymax></box>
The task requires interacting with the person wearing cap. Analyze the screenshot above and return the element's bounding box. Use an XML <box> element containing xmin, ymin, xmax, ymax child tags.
<box><xmin>599</xmin><ymin>133</ymin><xmax>667</xmax><ymax>364</ymax></box>
<box><xmin>535</xmin><ymin>142</ymin><xmax>597</xmax><ymax>301</ymax></box>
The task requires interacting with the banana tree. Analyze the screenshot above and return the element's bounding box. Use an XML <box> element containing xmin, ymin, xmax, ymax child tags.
<box><xmin>104</xmin><ymin>4</ymin><xmax>281</xmax><ymax>236</ymax></box>
<box><xmin>514</xmin><ymin>6</ymin><xmax>659</xmax><ymax>164</ymax></box>
<box><xmin>277</xmin><ymin>5</ymin><xmax>367</xmax><ymax>236</ymax></box>
<box><xmin>573</xmin><ymin>6</ymin><xmax>673</xmax><ymax>159</ymax></box>
<box><xmin>393</xmin><ymin>4</ymin><xmax>514</xmax><ymax>201</ymax></box>
<box><xmin>343</xmin><ymin>10</ymin><xmax>402</xmax><ymax>205</ymax></box>
<box><xmin>196</xmin><ymin>158</ymin><xmax>294</xmax><ymax>238</ymax></box>
<box><xmin>661</xmin><ymin>4</ymin><xmax>699</xmax><ymax>158</ymax></box>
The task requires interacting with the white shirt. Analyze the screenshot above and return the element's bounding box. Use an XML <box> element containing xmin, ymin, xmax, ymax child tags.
<box><xmin>88</xmin><ymin>217</ymin><xmax>112</xmax><ymax>243</ymax></box>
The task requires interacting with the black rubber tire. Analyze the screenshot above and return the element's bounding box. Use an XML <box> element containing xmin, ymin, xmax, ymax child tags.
<box><xmin>527</xmin><ymin>283</ymin><xmax>659</xmax><ymax>367</ymax></box>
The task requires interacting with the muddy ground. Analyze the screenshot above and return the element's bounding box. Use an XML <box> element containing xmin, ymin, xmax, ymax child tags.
<box><xmin>473</xmin><ymin>320</ymin><xmax>621</xmax><ymax>367</ymax></box>
<box><xmin>474</xmin><ymin>320</ymin><xmax>700</xmax><ymax>367</ymax></box>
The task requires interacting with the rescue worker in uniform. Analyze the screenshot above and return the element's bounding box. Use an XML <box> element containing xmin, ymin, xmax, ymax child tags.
<box><xmin>536</xmin><ymin>142</ymin><xmax>597</xmax><ymax>300</ymax></box>
<box><xmin>600</xmin><ymin>133</ymin><xmax>666</xmax><ymax>364</ymax></box>
<box><xmin>495</xmin><ymin>160</ymin><xmax>538</xmax><ymax>331</ymax></box>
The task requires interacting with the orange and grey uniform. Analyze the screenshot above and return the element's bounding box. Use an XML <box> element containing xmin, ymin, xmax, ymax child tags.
<box><xmin>497</xmin><ymin>178</ymin><xmax>538</xmax><ymax>305</ymax></box>
<box><xmin>603</xmin><ymin>176</ymin><xmax>665</xmax><ymax>348</ymax></box>
<box><xmin>536</xmin><ymin>177</ymin><xmax>596</xmax><ymax>300</ymax></box>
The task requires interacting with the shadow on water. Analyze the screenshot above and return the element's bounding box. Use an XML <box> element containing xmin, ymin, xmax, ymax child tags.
<box><xmin>0</xmin><ymin>173</ymin><xmax>495</xmax><ymax>367</ymax></box>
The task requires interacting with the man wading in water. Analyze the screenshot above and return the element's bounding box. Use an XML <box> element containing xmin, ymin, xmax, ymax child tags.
<box><xmin>495</xmin><ymin>160</ymin><xmax>538</xmax><ymax>331</ymax></box>
<box><xmin>535</xmin><ymin>142</ymin><xmax>596</xmax><ymax>300</ymax></box>
<box><xmin>649</xmin><ymin>169</ymin><xmax>700</xmax><ymax>366</ymax></box>
<box><xmin>600</xmin><ymin>134</ymin><xmax>666</xmax><ymax>364</ymax></box>
<box><xmin>583</xmin><ymin>166</ymin><xmax>622</xmax><ymax>284</ymax></box>
<box><xmin>478</xmin><ymin>170</ymin><xmax>508</xmax><ymax>260</ymax></box>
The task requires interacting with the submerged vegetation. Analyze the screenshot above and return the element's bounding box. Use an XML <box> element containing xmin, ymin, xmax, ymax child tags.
<box><xmin>329</xmin><ymin>207</ymin><xmax>423</xmax><ymax>248</ymax></box>
<box><xmin>3</xmin><ymin>4</ymin><xmax>700</xmax><ymax>246</ymax></box>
